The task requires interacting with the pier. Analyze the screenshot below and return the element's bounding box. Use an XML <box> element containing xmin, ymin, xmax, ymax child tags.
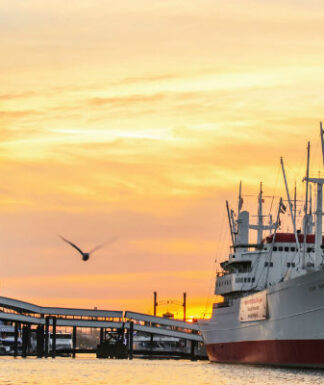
<box><xmin>0</xmin><ymin>296</ymin><xmax>205</xmax><ymax>360</ymax></box>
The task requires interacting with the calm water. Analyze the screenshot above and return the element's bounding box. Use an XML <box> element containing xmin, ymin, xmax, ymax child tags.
<box><xmin>0</xmin><ymin>356</ymin><xmax>324</xmax><ymax>385</ymax></box>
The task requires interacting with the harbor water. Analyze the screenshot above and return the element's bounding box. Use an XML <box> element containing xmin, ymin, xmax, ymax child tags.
<box><xmin>0</xmin><ymin>357</ymin><xmax>323</xmax><ymax>385</ymax></box>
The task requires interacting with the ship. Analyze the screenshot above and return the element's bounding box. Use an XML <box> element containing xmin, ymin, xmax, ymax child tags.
<box><xmin>198</xmin><ymin>125</ymin><xmax>324</xmax><ymax>368</ymax></box>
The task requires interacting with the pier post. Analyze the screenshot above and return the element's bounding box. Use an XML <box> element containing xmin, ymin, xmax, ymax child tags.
<box><xmin>52</xmin><ymin>317</ymin><xmax>57</xmax><ymax>359</ymax></box>
<box><xmin>100</xmin><ymin>328</ymin><xmax>104</xmax><ymax>345</ymax></box>
<box><xmin>190</xmin><ymin>340</ymin><xmax>196</xmax><ymax>361</ymax></box>
<box><xmin>22</xmin><ymin>325</ymin><xmax>28</xmax><ymax>358</ymax></box>
<box><xmin>149</xmin><ymin>331</ymin><xmax>154</xmax><ymax>358</ymax></box>
<box><xmin>129</xmin><ymin>321</ymin><xmax>134</xmax><ymax>360</ymax></box>
<box><xmin>36</xmin><ymin>325</ymin><xmax>44</xmax><ymax>358</ymax></box>
<box><xmin>14</xmin><ymin>321</ymin><xmax>19</xmax><ymax>358</ymax></box>
<box><xmin>72</xmin><ymin>326</ymin><xmax>77</xmax><ymax>358</ymax></box>
<box><xmin>44</xmin><ymin>316</ymin><xmax>49</xmax><ymax>358</ymax></box>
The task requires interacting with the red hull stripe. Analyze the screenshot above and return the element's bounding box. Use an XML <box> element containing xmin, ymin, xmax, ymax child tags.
<box><xmin>206</xmin><ymin>340</ymin><xmax>324</xmax><ymax>366</ymax></box>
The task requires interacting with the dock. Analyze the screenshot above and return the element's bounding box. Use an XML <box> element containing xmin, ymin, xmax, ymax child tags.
<box><xmin>0</xmin><ymin>296</ymin><xmax>206</xmax><ymax>360</ymax></box>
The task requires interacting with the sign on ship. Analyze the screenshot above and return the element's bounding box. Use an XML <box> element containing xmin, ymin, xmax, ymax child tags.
<box><xmin>239</xmin><ymin>290</ymin><xmax>268</xmax><ymax>322</ymax></box>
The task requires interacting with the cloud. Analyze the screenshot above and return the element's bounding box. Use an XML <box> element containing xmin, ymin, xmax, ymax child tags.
<box><xmin>88</xmin><ymin>93</ymin><xmax>167</xmax><ymax>107</ymax></box>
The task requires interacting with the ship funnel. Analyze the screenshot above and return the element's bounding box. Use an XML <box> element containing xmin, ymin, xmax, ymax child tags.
<box><xmin>238</xmin><ymin>211</ymin><xmax>249</xmax><ymax>246</ymax></box>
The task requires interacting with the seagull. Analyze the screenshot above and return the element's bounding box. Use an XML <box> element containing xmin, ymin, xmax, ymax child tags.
<box><xmin>59</xmin><ymin>235</ymin><xmax>117</xmax><ymax>261</ymax></box>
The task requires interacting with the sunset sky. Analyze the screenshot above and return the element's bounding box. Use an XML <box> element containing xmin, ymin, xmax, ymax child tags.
<box><xmin>1</xmin><ymin>0</ymin><xmax>324</xmax><ymax>319</ymax></box>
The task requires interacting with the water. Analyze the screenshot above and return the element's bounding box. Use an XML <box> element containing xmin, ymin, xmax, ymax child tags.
<box><xmin>0</xmin><ymin>357</ymin><xmax>323</xmax><ymax>385</ymax></box>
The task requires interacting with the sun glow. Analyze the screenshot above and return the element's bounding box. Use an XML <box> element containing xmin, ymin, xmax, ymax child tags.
<box><xmin>1</xmin><ymin>0</ymin><xmax>324</xmax><ymax>315</ymax></box>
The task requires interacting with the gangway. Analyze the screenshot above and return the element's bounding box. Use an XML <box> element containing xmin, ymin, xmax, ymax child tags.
<box><xmin>125</xmin><ymin>311</ymin><xmax>202</xmax><ymax>342</ymax></box>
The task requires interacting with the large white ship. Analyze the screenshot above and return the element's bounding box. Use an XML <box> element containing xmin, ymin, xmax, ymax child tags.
<box><xmin>199</xmin><ymin>126</ymin><xmax>324</xmax><ymax>368</ymax></box>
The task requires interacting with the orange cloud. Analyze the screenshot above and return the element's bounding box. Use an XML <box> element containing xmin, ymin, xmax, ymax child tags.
<box><xmin>0</xmin><ymin>0</ymin><xmax>323</xmax><ymax>317</ymax></box>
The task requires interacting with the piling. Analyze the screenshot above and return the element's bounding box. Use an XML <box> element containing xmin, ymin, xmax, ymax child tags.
<box><xmin>14</xmin><ymin>322</ymin><xmax>19</xmax><ymax>358</ymax></box>
<box><xmin>36</xmin><ymin>325</ymin><xmax>44</xmax><ymax>358</ymax></box>
<box><xmin>129</xmin><ymin>321</ymin><xmax>134</xmax><ymax>360</ymax></box>
<box><xmin>44</xmin><ymin>316</ymin><xmax>49</xmax><ymax>358</ymax></box>
<box><xmin>100</xmin><ymin>328</ymin><xmax>104</xmax><ymax>345</ymax></box>
<box><xmin>22</xmin><ymin>325</ymin><xmax>30</xmax><ymax>358</ymax></box>
<box><xmin>190</xmin><ymin>340</ymin><xmax>196</xmax><ymax>361</ymax></box>
<box><xmin>72</xmin><ymin>326</ymin><xmax>77</xmax><ymax>358</ymax></box>
<box><xmin>51</xmin><ymin>317</ymin><xmax>57</xmax><ymax>359</ymax></box>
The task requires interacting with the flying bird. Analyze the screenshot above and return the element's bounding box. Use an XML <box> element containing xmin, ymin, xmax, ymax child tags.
<box><xmin>59</xmin><ymin>235</ymin><xmax>117</xmax><ymax>261</ymax></box>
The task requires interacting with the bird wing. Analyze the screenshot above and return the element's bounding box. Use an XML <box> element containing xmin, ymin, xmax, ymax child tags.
<box><xmin>59</xmin><ymin>235</ymin><xmax>84</xmax><ymax>256</ymax></box>
<box><xmin>89</xmin><ymin>244</ymin><xmax>103</xmax><ymax>255</ymax></box>
<box><xmin>89</xmin><ymin>236</ymin><xmax>118</xmax><ymax>255</ymax></box>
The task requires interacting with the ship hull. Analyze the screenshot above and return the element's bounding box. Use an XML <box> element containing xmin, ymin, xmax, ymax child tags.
<box><xmin>199</xmin><ymin>269</ymin><xmax>324</xmax><ymax>368</ymax></box>
<box><xmin>206</xmin><ymin>340</ymin><xmax>324</xmax><ymax>368</ymax></box>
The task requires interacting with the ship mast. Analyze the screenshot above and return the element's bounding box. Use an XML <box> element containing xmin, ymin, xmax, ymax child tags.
<box><xmin>303</xmin><ymin>177</ymin><xmax>324</xmax><ymax>264</ymax></box>
<box><xmin>257</xmin><ymin>182</ymin><xmax>263</xmax><ymax>244</ymax></box>
<box><xmin>302</xmin><ymin>141</ymin><xmax>310</xmax><ymax>268</ymax></box>
<box><xmin>280</xmin><ymin>157</ymin><xmax>301</xmax><ymax>255</ymax></box>
<box><xmin>265</xmin><ymin>198</ymin><xmax>283</xmax><ymax>287</ymax></box>
<box><xmin>249</xmin><ymin>182</ymin><xmax>276</xmax><ymax>243</ymax></box>
<box><xmin>303</xmin><ymin>123</ymin><xmax>324</xmax><ymax>266</ymax></box>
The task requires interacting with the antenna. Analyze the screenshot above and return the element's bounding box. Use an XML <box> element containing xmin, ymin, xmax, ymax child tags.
<box><xmin>238</xmin><ymin>181</ymin><xmax>243</xmax><ymax>215</ymax></box>
<box><xmin>321</xmin><ymin>122</ymin><xmax>324</xmax><ymax>166</ymax></box>
<box><xmin>257</xmin><ymin>182</ymin><xmax>263</xmax><ymax>244</ymax></box>
<box><xmin>293</xmin><ymin>181</ymin><xmax>297</xmax><ymax>225</ymax></box>
<box><xmin>226</xmin><ymin>201</ymin><xmax>235</xmax><ymax>247</ymax></box>
<box><xmin>309</xmin><ymin>184</ymin><xmax>313</xmax><ymax>215</ymax></box>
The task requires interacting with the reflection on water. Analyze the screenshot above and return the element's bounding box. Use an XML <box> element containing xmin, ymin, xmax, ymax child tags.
<box><xmin>0</xmin><ymin>356</ymin><xmax>323</xmax><ymax>385</ymax></box>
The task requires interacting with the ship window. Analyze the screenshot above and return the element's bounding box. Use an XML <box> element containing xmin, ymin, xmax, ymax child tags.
<box><xmin>252</xmin><ymin>277</ymin><xmax>255</xmax><ymax>282</ymax></box>
<box><xmin>273</xmin><ymin>246</ymin><xmax>277</xmax><ymax>251</ymax></box>
<box><xmin>292</xmin><ymin>262</ymin><xmax>295</xmax><ymax>267</ymax></box>
<box><xmin>307</xmin><ymin>247</ymin><xmax>312</xmax><ymax>253</ymax></box>
<box><xmin>284</xmin><ymin>247</ymin><xmax>289</xmax><ymax>252</ymax></box>
<box><xmin>265</xmin><ymin>262</ymin><xmax>268</xmax><ymax>267</ymax></box>
<box><xmin>291</xmin><ymin>247</ymin><xmax>296</xmax><ymax>252</ymax></box>
<box><xmin>270</xmin><ymin>262</ymin><xmax>273</xmax><ymax>267</ymax></box>
<box><xmin>244</xmin><ymin>278</ymin><xmax>247</xmax><ymax>283</ymax></box>
<box><xmin>248</xmin><ymin>277</ymin><xmax>251</xmax><ymax>282</ymax></box>
<box><xmin>287</xmin><ymin>262</ymin><xmax>291</xmax><ymax>267</ymax></box>
<box><xmin>279</xmin><ymin>247</ymin><xmax>283</xmax><ymax>251</ymax></box>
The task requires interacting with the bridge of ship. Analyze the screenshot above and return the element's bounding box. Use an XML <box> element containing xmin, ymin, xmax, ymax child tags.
<box><xmin>0</xmin><ymin>297</ymin><xmax>202</xmax><ymax>342</ymax></box>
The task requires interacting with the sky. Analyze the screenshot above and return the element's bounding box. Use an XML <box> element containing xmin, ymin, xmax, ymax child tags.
<box><xmin>1</xmin><ymin>0</ymin><xmax>324</xmax><ymax>319</ymax></box>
